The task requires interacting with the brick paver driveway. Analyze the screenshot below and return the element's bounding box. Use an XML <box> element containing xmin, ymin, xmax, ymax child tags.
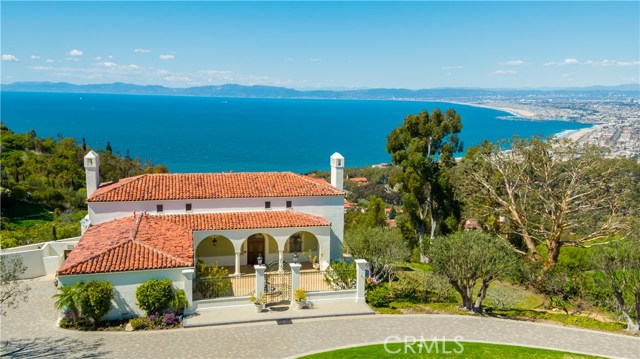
<box><xmin>1</xmin><ymin>278</ymin><xmax>639</xmax><ymax>358</ymax></box>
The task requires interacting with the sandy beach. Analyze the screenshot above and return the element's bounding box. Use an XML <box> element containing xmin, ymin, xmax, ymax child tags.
<box><xmin>565</xmin><ymin>125</ymin><xmax>600</xmax><ymax>142</ymax></box>
<box><xmin>447</xmin><ymin>101</ymin><xmax>539</xmax><ymax>119</ymax></box>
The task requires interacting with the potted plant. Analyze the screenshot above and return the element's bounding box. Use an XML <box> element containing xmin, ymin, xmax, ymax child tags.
<box><xmin>249</xmin><ymin>292</ymin><xmax>267</xmax><ymax>313</ymax></box>
<box><xmin>294</xmin><ymin>289</ymin><xmax>307</xmax><ymax>310</ymax></box>
<box><xmin>305</xmin><ymin>250</ymin><xmax>321</xmax><ymax>270</ymax></box>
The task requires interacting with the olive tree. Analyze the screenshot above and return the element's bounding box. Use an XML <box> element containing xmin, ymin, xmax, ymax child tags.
<box><xmin>429</xmin><ymin>231</ymin><xmax>518</xmax><ymax>312</ymax></box>
<box><xmin>344</xmin><ymin>226</ymin><xmax>409</xmax><ymax>282</ymax></box>
<box><xmin>0</xmin><ymin>255</ymin><xmax>31</xmax><ymax>316</ymax></box>
<box><xmin>591</xmin><ymin>239</ymin><xmax>640</xmax><ymax>334</ymax></box>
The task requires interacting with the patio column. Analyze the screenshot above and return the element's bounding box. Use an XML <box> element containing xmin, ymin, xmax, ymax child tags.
<box><xmin>355</xmin><ymin>259</ymin><xmax>367</xmax><ymax>303</ymax></box>
<box><xmin>234</xmin><ymin>251</ymin><xmax>241</xmax><ymax>277</ymax></box>
<box><xmin>255</xmin><ymin>264</ymin><xmax>266</xmax><ymax>298</ymax></box>
<box><xmin>278</xmin><ymin>249</ymin><xmax>284</xmax><ymax>273</ymax></box>
<box><xmin>290</xmin><ymin>263</ymin><xmax>301</xmax><ymax>308</ymax></box>
<box><xmin>181</xmin><ymin>268</ymin><xmax>195</xmax><ymax>314</ymax></box>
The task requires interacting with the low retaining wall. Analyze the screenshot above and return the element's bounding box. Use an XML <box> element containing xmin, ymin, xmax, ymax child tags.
<box><xmin>0</xmin><ymin>238</ymin><xmax>80</xmax><ymax>279</ymax></box>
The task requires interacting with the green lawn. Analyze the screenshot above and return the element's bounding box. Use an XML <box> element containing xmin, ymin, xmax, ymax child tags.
<box><xmin>300</xmin><ymin>342</ymin><xmax>604</xmax><ymax>358</ymax></box>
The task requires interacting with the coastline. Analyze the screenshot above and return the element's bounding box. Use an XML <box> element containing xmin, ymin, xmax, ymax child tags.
<box><xmin>448</xmin><ymin>100</ymin><xmax>601</xmax><ymax>144</ymax></box>
<box><xmin>445</xmin><ymin>101</ymin><xmax>539</xmax><ymax>119</ymax></box>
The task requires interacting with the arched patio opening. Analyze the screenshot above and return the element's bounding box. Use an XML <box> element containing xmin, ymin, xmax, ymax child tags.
<box><xmin>246</xmin><ymin>233</ymin><xmax>278</xmax><ymax>265</ymax></box>
<box><xmin>195</xmin><ymin>234</ymin><xmax>235</xmax><ymax>268</ymax></box>
<box><xmin>285</xmin><ymin>231</ymin><xmax>320</xmax><ymax>270</ymax></box>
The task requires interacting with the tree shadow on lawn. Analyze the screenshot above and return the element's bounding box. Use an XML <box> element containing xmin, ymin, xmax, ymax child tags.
<box><xmin>0</xmin><ymin>336</ymin><xmax>110</xmax><ymax>358</ymax></box>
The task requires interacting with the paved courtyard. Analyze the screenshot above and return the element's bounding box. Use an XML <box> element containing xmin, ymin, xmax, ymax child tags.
<box><xmin>1</xmin><ymin>278</ymin><xmax>639</xmax><ymax>359</ymax></box>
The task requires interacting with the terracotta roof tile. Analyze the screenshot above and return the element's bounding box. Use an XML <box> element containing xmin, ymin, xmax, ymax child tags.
<box><xmin>58</xmin><ymin>214</ymin><xmax>193</xmax><ymax>275</ymax></box>
<box><xmin>58</xmin><ymin>211</ymin><xmax>330</xmax><ymax>275</ymax></box>
<box><xmin>162</xmin><ymin>211</ymin><xmax>330</xmax><ymax>231</ymax></box>
<box><xmin>87</xmin><ymin>172</ymin><xmax>342</xmax><ymax>202</ymax></box>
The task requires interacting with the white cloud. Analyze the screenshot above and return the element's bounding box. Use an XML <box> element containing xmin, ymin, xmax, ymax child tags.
<box><xmin>164</xmin><ymin>75</ymin><xmax>191</xmax><ymax>82</ymax></box>
<box><xmin>69</xmin><ymin>49</ymin><xmax>83</xmax><ymax>56</ymax></box>
<box><xmin>544</xmin><ymin>58</ymin><xmax>579</xmax><ymax>66</ymax></box>
<box><xmin>310</xmin><ymin>58</ymin><xmax>322</xmax><ymax>62</ymax></box>
<box><xmin>134</xmin><ymin>48</ymin><xmax>151</xmax><ymax>53</ymax></box>
<box><xmin>159</xmin><ymin>54</ymin><xmax>175</xmax><ymax>60</ymax></box>
<box><xmin>30</xmin><ymin>55</ymin><xmax>41</xmax><ymax>59</ymax></box>
<box><xmin>585</xmin><ymin>59</ymin><xmax>640</xmax><ymax>67</ymax></box>
<box><xmin>494</xmin><ymin>69</ymin><xmax>517</xmax><ymax>75</ymax></box>
<box><xmin>504</xmin><ymin>60</ymin><xmax>526</xmax><ymax>66</ymax></box>
<box><xmin>99</xmin><ymin>61</ymin><xmax>118</xmax><ymax>67</ymax></box>
<box><xmin>1</xmin><ymin>54</ymin><xmax>20</xmax><ymax>62</ymax></box>
<box><xmin>46</xmin><ymin>59</ymin><xmax>55</xmax><ymax>63</ymax></box>
<box><xmin>28</xmin><ymin>66</ymin><xmax>54</xmax><ymax>71</ymax></box>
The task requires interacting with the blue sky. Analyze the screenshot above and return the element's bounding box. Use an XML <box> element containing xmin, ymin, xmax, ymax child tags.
<box><xmin>1</xmin><ymin>1</ymin><xmax>639</xmax><ymax>89</ymax></box>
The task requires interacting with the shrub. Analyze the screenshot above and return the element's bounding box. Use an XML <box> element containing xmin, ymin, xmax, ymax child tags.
<box><xmin>294</xmin><ymin>289</ymin><xmax>307</xmax><ymax>302</ymax></box>
<box><xmin>195</xmin><ymin>261</ymin><xmax>232</xmax><ymax>299</ymax></box>
<box><xmin>149</xmin><ymin>312</ymin><xmax>163</xmax><ymax>326</ymax></box>
<box><xmin>367</xmin><ymin>284</ymin><xmax>392</xmax><ymax>307</ymax></box>
<box><xmin>324</xmin><ymin>260</ymin><xmax>356</xmax><ymax>289</ymax></box>
<box><xmin>171</xmin><ymin>289</ymin><xmax>189</xmax><ymax>314</ymax></box>
<box><xmin>79</xmin><ymin>281</ymin><xmax>113</xmax><ymax>324</ymax></box>
<box><xmin>129</xmin><ymin>317</ymin><xmax>153</xmax><ymax>331</ymax></box>
<box><xmin>162</xmin><ymin>312</ymin><xmax>177</xmax><ymax>326</ymax></box>
<box><xmin>136</xmin><ymin>279</ymin><xmax>174</xmax><ymax>316</ymax></box>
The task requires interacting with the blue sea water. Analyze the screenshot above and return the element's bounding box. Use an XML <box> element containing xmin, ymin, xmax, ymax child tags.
<box><xmin>1</xmin><ymin>92</ymin><xmax>589</xmax><ymax>173</ymax></box>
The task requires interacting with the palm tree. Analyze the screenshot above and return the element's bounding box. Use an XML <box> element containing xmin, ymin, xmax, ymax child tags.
<box><xmin>170</xmin><ymin>289</ymin><xmax>189</xmax><ymax>314</ymax></box>
<box><xmin>52</xmin><ymin>282</ymin><xmax>84</xmax><ymax>320</ymax></box>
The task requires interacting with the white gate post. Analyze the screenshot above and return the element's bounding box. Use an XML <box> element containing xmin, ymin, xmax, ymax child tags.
<box><xmin>355</xmin><ymin>259</ymin><xmax>367</xmax><ymax>303</ymax></box>
<box><xmin>290</xmin><ymin>263</ymin><xmax>301</xmax><ymax>307</ymax></box>
<box><xmin>182</xmin><ymin>268</ymin><xmax>195</xmax><ymax>313</ymax></box>
<box><xmin>255</xmin><ymin>264</ymin><xmax>266</xmax><ymax>298</ymax></box>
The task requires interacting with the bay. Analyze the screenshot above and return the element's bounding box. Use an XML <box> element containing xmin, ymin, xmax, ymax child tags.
<box><xmin>1</xmin><ymin>92</ymin><xmax>589</xmax><ymax>173</ymax></box>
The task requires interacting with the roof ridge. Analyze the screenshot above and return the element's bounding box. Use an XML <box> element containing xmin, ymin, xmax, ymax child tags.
<box><xmin>293</xmin><ymin>172</ymin><xmax>337</xmax><ymax>191</ymax></box>
<box><xmin>130</xmin><ymin>213</ymin><xmax>144</xmax><ymax>241</ymax></box>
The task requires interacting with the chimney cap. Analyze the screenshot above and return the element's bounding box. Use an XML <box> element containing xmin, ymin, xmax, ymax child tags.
<box><xmin>330</xmin><ymin>152</ymin><xmax>344</xmax><ymax>160</ymax></box>
<box><xmin>84</xmin><ymin>150</ymin><xmax>99</xmax><ymax>159</ymax></box>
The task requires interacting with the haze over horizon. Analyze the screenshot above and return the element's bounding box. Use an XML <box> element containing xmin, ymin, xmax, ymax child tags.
<box><xmin>2</xmin><ymin>2</ymin><xmax>639</xmax><ymax>90</ymax></box>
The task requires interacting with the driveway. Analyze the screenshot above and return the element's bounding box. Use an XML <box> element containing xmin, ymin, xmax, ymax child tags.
<box><xmin>1</xmin><ymin>278</ymin><xmax>639</xmax><ymax>358</ymax></box>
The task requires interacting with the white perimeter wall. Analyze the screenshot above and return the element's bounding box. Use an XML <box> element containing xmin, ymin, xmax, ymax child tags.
<box><xmin>0</xmin><ymin>238</ymin><xmax>80</xmax><ymax>279</ymax></box>
<box><xmin>89</xmin><ymin>195</ymin><xmax>345</xmax><ymax>261</ymax></box>
<box><xmin>58</xmin><ymin>268</ymin><xmax>187</xmax><ymax>320</ymax></box>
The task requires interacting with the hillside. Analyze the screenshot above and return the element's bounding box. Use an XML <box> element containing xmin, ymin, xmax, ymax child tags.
<box><xmin>0</xmin><ymin>125</ymin><xmax>168</xmax><ymax>248</ymax></box>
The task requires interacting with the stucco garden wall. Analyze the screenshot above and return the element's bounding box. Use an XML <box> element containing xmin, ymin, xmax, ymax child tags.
<box><xmin>0</xmin><ymin>238</ymin><xmax>80</xmax><ymax>279</ymax></box>
<box><xmin>57</xmin><ymin>268</ymin><xmax>188</xmax><ymax>320</ymax></box>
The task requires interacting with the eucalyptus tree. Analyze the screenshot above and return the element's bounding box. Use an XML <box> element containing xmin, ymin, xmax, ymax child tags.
<box><xmin>386</xmin><ymin>108</ymin><xmax>463</xmax><ymax>245</ymax></box>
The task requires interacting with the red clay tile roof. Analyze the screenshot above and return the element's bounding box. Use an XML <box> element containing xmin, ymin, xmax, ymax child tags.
<box><xmin>87</xmin><ymin>172</ymin><xmax>342</xmax><ymax>202</ymax></box>
<box><xmin>58</xmin><ymin>211</ymin><xmax>330</xmax><ymax>275</ymax></box>
<box><xmin>163</xmin><ymin>211</ymin><xmax>330</xmax><ymax>231</ymax></box>
<box><xmin>58</xmin><ymin>214</ymin><xmax>193</xmax><ymax>275</ymax></box>
<box><xmin>348</xmin><ymin>177</ymin><xmax>368</xmax><ymax>182</ymax></box>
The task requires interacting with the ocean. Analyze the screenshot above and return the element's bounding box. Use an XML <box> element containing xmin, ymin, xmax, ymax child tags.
<box><xmin>1</xmin><ymin>92</ymin><xmax>589</xmax><ymax>173</ymax></box>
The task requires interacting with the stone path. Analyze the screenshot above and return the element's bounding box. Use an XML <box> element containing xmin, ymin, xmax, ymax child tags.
<box><xmin>1</xmin><ymin>278</ymin><xmax>639</xmax><ymax>359</ymax></box>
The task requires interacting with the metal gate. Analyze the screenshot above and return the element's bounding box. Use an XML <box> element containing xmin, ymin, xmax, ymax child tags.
<box><xmin>264</xmin><ymin>261</ymin><xmax>291</xmax><ymax>306</ymax></box>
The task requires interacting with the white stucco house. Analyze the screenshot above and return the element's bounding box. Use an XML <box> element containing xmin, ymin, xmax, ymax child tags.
<box><xmin>56</xmin><ymin>151</ymin><xmax>349</xmax><ymax>318</ymax></box>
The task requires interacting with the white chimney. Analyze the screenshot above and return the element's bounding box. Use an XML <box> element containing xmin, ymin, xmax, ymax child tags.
<box><xmin>84</xmin><ymin>150</ymin><xmax>100</xmax><ymax>197</ymax></box>
<box><xmin>330</xmin><ymin>152</ymin><xmax>344</xmax><ymax>191</ymax></box>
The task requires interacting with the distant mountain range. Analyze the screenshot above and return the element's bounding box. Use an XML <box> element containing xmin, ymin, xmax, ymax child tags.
<box><xmin>2</xmin><ymin>81</ymin><xmax>639</xmax><ymax>100</ymax></box>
